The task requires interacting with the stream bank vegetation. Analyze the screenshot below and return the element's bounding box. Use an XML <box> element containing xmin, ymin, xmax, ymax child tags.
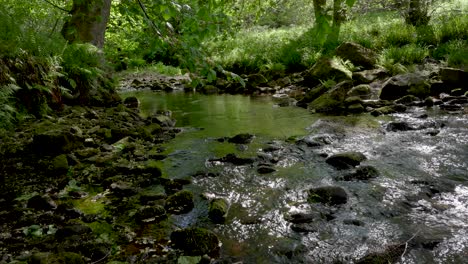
<box><xmin>0</xmin><ymin>0</ymin><xmax>467</xmax><ymax>263</ymax></box>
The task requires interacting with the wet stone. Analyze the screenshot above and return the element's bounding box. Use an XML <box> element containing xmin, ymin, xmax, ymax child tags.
<box><xmin>227</xmin><ymin>133</ymin><xmax>255</xmax><ymax>144</ymax></box>
<box><xmin>308</xmin><ymin>186</ymin><xmax>348</xmax><ymax>206</ymax></box>
<box><xmin>208</xmin><ymin>198</ymin><xmax>229</xmax><ymax>224</ymax></box>
<box><xmin>326</xmin><ymin>152</ymin><xmax>367</xmax><ymax>170</ymax></box>
<box><xmin>284</xmin><ymin>212</ymin><xmax>320</xmax><ymax>224</ymax></box>
<box><xmin>257</xmin><ymin>165</ymin><xmax>276</xmax><ymax>174</ymax></box>
<box><xmin>27</xmin><ymin>195</ymin><xmax>57</xmax><ymax>211</ymax></box>
<box><xmin>135</xmin><ymin>205</ymin><xmax>166</xmax><ymax>223</ymax></box>
<box><xmin>342</xmin><ymin>166</ymin><xmax>380</xmax><ymax>181</ymax></box>
<box><xmin>170</xmin><ymin>228</ymin><xmax>220</xmax><ymax>256</ymax></box>
<box><xmin>386</xmin><ymin>121</ymin><xmax>414</xmax><ymax>132</ymax></box>
<box><xmin>165</xmin><ymin>190</ymin><xmax>194</xmax><ymax>214</ymax></box>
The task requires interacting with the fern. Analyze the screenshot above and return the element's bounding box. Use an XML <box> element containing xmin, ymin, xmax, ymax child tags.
<box><xmin>0</xmin><ymin>84</ymin><xmax>20</xmax><ymax>129</ymax></box>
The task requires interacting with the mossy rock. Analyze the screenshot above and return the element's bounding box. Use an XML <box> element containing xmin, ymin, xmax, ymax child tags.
<box><xmin>29</xmin><ymin>252</ymin><xmax>84</xmax><ymax>264</ymax></box>
<box><xmin>308</xmin><ymin>81</ymin><xmax>353</xmax><ymax>114</ymax></box>
<box><xmin>342</xmin><ymin>166</ymin><xmax>380</xmax><ymax>181</ymax></box>
<box><xmin>347</xmin><ymin>103</ymin><xmax>365</xmax><ymax>114</ymax></box>
<box><xmin>51</xmin><ymin>154</ymin><xmax>69</xmax><ymax>173</ymax></box>
<box><xmin>308</xmin><ymin>186</ymin><xmax>348</xmax><ymax>206</ymax></box>
<box><xmin>165</xmin><ymin>190</ymin><xmax>194</xmax><ymax>214</ymax></box>
<box><xmin>347</xmin><ymin>84</ymin><xmax>371</xmax><ymax>99</ymax></box>
<box><xmin>394</xmin><ymin>95</ymin><xmax>420</xmax><ymax>105</ymax></box>
<box><xmin>326</xmin><ymin>152</ymin><xmax>367</xmax><ymax>170</ymax></box>
<box><xmin>170</xmin><ymin>227</ymin><xmax>220</xmax><ymax>256</ymax></box>
<box><xmin>209</xmin><ymin>198</ymin><xmax>229</xmax><ymax>224</ymax></box>
<box><xmin>305</xmin><ymin>57</ymin><xmax>353</xmax><ymax>83</ymax></box>
<box><xmin>135</xmin><ymin>205</ymin><xmax>167</xmax><ymax>223</ymax></box>
<box><xmin>370</xmin><ymin>104</ymin><xmax>407</xmax><ymax>116</ymax></box>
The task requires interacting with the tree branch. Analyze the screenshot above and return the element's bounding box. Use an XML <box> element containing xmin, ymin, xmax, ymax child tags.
<box><xmin>42</xmin><ymin>0</ymin><xmax>70</xmax><ymax>13</ymax></box>
<box><xmin>136</xmin><ymin>0</ymin><xmax>162</xmax><ymax>37</ymax></box>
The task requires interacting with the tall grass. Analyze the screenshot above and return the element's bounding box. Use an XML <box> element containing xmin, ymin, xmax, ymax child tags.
<box><xmin>206</xmin><ymin>5</ymin><xmax>468</xmax><ymax>74</ymax></box>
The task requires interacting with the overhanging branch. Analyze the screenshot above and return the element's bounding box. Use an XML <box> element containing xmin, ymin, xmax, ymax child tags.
<box><xmin>42</xmin><ymin>0</ymin><xmax>70</xmax><ymax>13</ymax></box>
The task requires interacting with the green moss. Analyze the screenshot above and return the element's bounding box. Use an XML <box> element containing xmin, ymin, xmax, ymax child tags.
<box><xmin>72</xmin><ymin>196</ymin><xmax>106</xmax><ymax>215</ymax></box>
<box><xmin>209</xmin><ymin>198</ymin><xmax>229</xmax><ymax>224</ymax></box>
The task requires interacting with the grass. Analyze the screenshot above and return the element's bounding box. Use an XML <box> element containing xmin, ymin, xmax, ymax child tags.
<box><xmin>119</xmin><ymin>62</ymin><xmax>182</xmax><ymax>76</ymax></box>
<box><xmin>206</xmin><ymin>5</ymin><xmax>468</xmax><ymax>75</ymax></box>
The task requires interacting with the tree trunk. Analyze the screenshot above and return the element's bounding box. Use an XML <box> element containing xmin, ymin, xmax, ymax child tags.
<box><xmin>326</xmin><ymin>0</ymin><xmax>346</xmax><ymax>46</ymax></box>
<box><xmin>61</xmin><ymin>0</ymin><xmax>112</xmax><ymax>48</ymax></box>
<box><xmin>313</xmin><ymin>0</ymin><xmax>327</xmax><ymax>29</ymax></box>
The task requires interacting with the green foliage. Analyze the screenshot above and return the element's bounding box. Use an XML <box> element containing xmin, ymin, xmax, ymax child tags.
<box><xmin>0</xmin><ymin>84</ymin><xmax>20</xmax><ymax>130</ymax></box>
<box><xmin>382</xmin><ymin>44</ymin><xmax>429</xmax><ymax>65</ymax></box>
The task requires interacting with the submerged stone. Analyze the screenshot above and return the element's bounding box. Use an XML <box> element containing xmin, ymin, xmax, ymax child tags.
<box><xmin>170</xmin><ymin>227</ymin><xmax>220</xmax><ymax>256</ymax></box>
<box><xmin>208</xmin><ymin>198</ymin><xmax>229</xmax><ymax>224</ymax></box>
<box><xmin>165</xmin><ymin>190</ymin><xmax>194</xmax><ymax>214</ymax></box>
<box><xmin>342</xmin><ymin>166</ymin><xmax>380</xmax><ymax>181</ymax></box>
<box><xmin>135</xmin><ymin>205</ymin><xmax>167</xmax><ymax>223</ymax></box>
<box><xmin>326</xmin><ymin>152</ymin><xmax>367</xmax><ymax>170</ymax></box>
<box><xmin>308</xmin><ymin>186</ymin><xmax>348</xmax><ymax>206</ymax></box>
<box><xmin>228</xmin><ymin>133</ymin><xmax>254</xmax><ymax>144</ymax></box>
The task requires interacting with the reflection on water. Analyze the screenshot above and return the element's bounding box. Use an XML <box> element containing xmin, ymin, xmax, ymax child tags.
<box><xmin>125</xmin><ymin>91</ymin><xmax>468</xmax><ymax>262</ymax></box>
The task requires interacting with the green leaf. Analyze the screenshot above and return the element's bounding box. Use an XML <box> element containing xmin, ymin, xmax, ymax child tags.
<box><xmin>345</xmin><ymin>0</ymin><xmax>357</xmax><ymax>7</ymax></box>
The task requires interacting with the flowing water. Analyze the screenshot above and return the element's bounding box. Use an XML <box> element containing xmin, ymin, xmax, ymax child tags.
<box><xmin>126</xmin><ymin>91</ymin><xmax>468</xmax><ymax>263</ymax></box>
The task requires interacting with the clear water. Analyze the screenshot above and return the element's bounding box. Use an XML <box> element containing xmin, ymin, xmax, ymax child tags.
<box><xmin>125</xmin><ymin>91</ymin><xmax>468</xmax><ymax>263</ymax></box>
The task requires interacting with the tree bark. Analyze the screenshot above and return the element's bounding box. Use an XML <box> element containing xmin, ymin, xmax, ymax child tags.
<box><xmin>61</xmin><ymin>0</ymin><xmax>112</xmax><ymax>48</ymax></box>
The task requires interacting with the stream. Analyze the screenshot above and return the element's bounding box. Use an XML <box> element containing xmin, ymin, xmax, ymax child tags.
<box><xmin>124</xmin><ymin>91</ymin><xmax>468</xmax><ymax>263</ymax></box>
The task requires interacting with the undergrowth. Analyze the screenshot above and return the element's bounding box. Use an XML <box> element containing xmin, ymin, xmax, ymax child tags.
<box><xmin>206</xmin><ymin>6</ymin><xmax>468</xmax><ymax>74</ymax></box>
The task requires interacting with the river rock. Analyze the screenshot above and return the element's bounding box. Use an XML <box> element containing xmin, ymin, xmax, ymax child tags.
<box><xmin>303</xmin><ymin>57</ymin><xmax>353</xmax><ymax>86</ymax></box>
<box><xmin>370</xmin><ymin>104</ymin><xmax>407</xmax><ymax>116</ymax></box>
<box><xmin>213</xmin><ymin>153</ymin><xmax>255</xmax><ymax>165</ymax></box>
<box><xmin>228</xmin><ymin>133</ymin><xmax>254</xmax><ymax>144</ymax></box>
<box><xmin>342</xmin><ymin>166</ymin><xmax>380</xmax><ymax>181</ymax></box>
<box><xmin>380</xmin><ymin>73</ymin><xmax>430</xmax><ymax>100</ymax></box>
<box><xmin>284</xmin><ymin>212</ymin><xmax>321</xmax><ymax>224</ymax></box>
<box><xmin>27</xmin><ymin>195</ymin><xmax>57</xmax><ymax>211</ymax></box>
<box><xmin>326</xmin><ymin>152</ymin><xmax>367</xmax><ymax>170</ymax></box>
<box><xmin>394</xmin><ymin>94</ymin><xmax>420</xmax><ymax>105</ymax></box>
<box><xmin>335</xmin><ymin>42</ymin><xmax>378</xmax><ymax>69</ymax></box>
<box><xmin>353</xmin><ymin>68</ymin><xmax>388</xmax><ymax>84</ymax></box>
<box><xmin>33</xmin><ymin>129</ymin><xmax>83</xmax><ymax>154</ymax></box>
<box><xmin>135</xmin><ymin>205</ymin><xmax>166</xmax><ymax>222</ymax></box>
<box><xmin>257</xmin><ymin>165</ymin><xmax>276</xmax><ymax>174</ymax></box>
<box><xmin>110</xmin><ymin>181</ymin><xmax>138</xmax><ymax>197</ymax></box>
<box><xmin>170</xmin><ymin>227</ymin><xmax>220</xmax><ymax>256</ymax></box>
<box><xmin>308</xmin><ymin>186</ymin><xmax>348</xmax><ymax>206</ymax></box>
<box><xmin>51</xmin><ymin>154</ymin><xmax>69</xmax><ymax>174</ymax></box>
<box><xmin>308</xmin><ymin>81</ymin><xmax>354</xmax><ymax>114</ymax></box>
<box><xmin>439</xmin><ymin>67</ymin><xmax>468</xmax><ymax>88</ymax></box>
<box><xmin>123</xmin><ymin>96</ymin><xmax>140</xmax><ymax>109</ymax></box>
<box><xmin>386</xmin><ymin>121</ymin><xmax>414</xmax><ymax>132</ymax></box>
<box><xmin>208</xmin><ymin>198</ymin><xmax>229</xmax><ymax>224</ymax></box>
<box><xmin>165</xmin><ymin>190</ymin><xmax>194</xmax><ymax>214</ymax></box>
<box><xmin>55</xmin><ymin>224</ymin><xmax>92</xmax><ymax>240</ymax></box>
<box><xmin>347</xmin><ymin>84</ymin><xmax>372</xmax><ymax>99</ymax></box>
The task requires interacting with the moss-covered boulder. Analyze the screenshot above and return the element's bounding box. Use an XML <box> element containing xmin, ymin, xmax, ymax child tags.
<box><xmin>304</xmin><ymin>57</ymin><xmax>353</xmax><ymax>85</ymax></box>
<box><xmin>51</xmin><ymin>154</ymin><xmax>69</xmax><ymax>174</ymax></box>
<box><xmin>394</xmin><ymin>95</ymin><xmax>420</xmax><ymax>105</ymax></box>
<box><xmin>227</xmin><ymin>133</ymin><xmax>254</xmax><ymax>144</ymax></box>
<box><xmin>326</xmin><ymin>152</ymin><xmax>367</xmax><ymax>170</ymax></box>
<box><xmin>370</xmin><ymin>104</ymin><xmax>407</xmax><ymax>116</ymax></box>
<box><xmin>135</xmin><ymin>205</ymin><xmax>167</xmax><ymax>223</ymax></box>
<box><xmin>335</xmin><ymin>42</ymin><xmax>378</xmax><ymax>69</ymax></box>
<box><xmin>170</xmin><ymin>227</ymin><xmax>220</xmax><ymax>256</ymax></box>
<box><xmin>308</xmin><ymin>81</ymin><xmax>354</xmax><ymax>114</ymax></box>
<box><xmin>308</xmin><ymin>186</ymin><xmax>348</xmax><ymax>206</ymax></box>
<box><xmin>342</xmin><ymin>166</ymin><xmax>380</xmax><ymax>181</ymax></box>
<box><xmin>33</xmin><ymin>129</ymin><xmax>83</xmax><ymax>154</ymax></box>
<box><xmin>209</xmin><ymin>198</ymin><xmax>229</xmax><ymax>224</ymax></box>
<box><xmin>165</xmin><ymin>190</ymin><xmax>194</xmax><ymax>214</ymax></box>
<box><xmin>380</xmin><ymin>73</ymin><xmax>430</xmax><ymax>100</ymax></box>
<box><xmin>348</xmin><ymin>84</ymin><xmax>372</xmax><ymax>99</ymax></box>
